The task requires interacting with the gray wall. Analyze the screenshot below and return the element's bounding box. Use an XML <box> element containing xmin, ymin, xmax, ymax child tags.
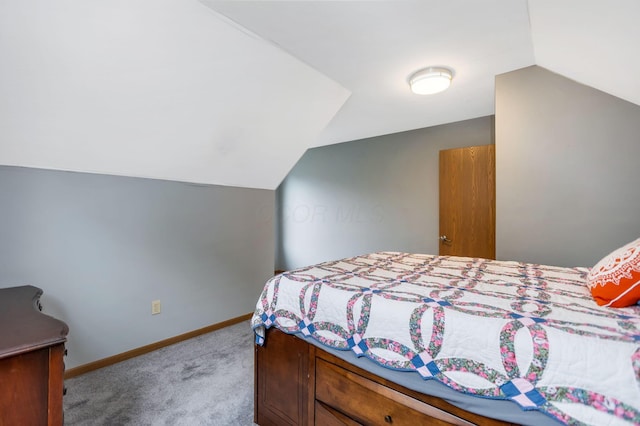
<box><xmin>277</xmin><ymin>117</ymin><xmax>494</xmax><ymax>270</ymax></box>
<box><xmin>0</xmin><ymin>166</ymin><xmax>274</xmax><ymax>369</ymax></box>
<box><xmin>496</xmin><ymin>66</ymin><xmax>640</xmax><ymax>267</ymax></box>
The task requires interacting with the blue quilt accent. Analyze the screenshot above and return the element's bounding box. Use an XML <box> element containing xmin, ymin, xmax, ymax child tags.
<box><xmin>347</xmin><ymin>335</ymin><xmax>369</xmax><ymax>356</ymax></box>
<box><xmin>501</xmin><ymin>380</ymin><xmax>547</xmax><ymax>407</ymax></box>
<box><xmin>410</xmin><ymin>354</ymin><xmax>440</xmax><ymax>376</ymax></box>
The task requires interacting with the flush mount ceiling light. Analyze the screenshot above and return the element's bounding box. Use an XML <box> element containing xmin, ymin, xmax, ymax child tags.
<box><xmin>409</xmin><ymin>67</ymin><xmax>453</xmax><ymax>95</ymax></box>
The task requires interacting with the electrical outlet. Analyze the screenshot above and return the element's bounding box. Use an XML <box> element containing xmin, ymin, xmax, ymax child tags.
<box><xmin>151</xmin><ymin>300</ymin><xmax>161</xmax><ymax>315</ymax></box>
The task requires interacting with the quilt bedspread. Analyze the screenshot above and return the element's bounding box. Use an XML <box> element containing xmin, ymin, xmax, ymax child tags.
<box><xmin>251</xmin><ymin>252</ymin><xmax>640</xmax><ymax>426</ymax></box>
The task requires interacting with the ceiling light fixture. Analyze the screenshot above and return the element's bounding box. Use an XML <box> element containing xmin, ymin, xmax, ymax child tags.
<box><xmin>409</xmin><ymin>67</ymin><xmax>453</xmax><ymax>95</ymax></box>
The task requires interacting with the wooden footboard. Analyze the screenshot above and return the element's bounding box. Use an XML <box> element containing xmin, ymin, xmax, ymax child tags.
<box><xmin>254</xmin><ymin>328</ymin><xmax>517</xmax><ymax>426</ymax></box>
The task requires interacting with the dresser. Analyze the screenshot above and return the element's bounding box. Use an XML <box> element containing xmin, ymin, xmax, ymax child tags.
<box><xmin>0</xmin><ymin>285</ymin><xmax>69</xmax><ymax>425</ymax></box>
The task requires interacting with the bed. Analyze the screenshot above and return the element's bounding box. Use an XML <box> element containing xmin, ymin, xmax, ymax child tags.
<box><xmin>252</xmin><ymin>251</ymin><xmax>640</xmax><ymax>425</ymax></box>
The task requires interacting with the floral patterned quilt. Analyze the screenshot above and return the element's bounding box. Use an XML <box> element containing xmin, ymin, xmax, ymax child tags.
<box><xmin>251</xmin><ymin>252</ymin><xmax>640</xmax><ymax>425</ymax></box>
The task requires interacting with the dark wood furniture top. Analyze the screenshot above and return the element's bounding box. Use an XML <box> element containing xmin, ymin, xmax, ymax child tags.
<box><xmin>255</xmin><ymin>327</ymin><xmax>517</xmax><ymax>426</ymax></box>
<box><xmin>0</xmin><ymin>285</ymin><xmax>69</xmax><ymax>426</ymax></box>
<box><xmin>0</xmin><ymin>285</ymin><xmax>68</xmax><ymax>359</ymax></box>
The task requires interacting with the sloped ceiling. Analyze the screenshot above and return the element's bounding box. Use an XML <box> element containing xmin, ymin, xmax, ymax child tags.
<box><xmin>528</xmin><ymin>0</ymin><xmax>640</xmax><ymax>107</ymax></box>
<box><xmin>0</xmin><ymin>0</ymin><xmax>350</xmax><ymax>190</ymax></box>
<box><xmin>205</xmin><ymin>0</ymin><xmax>535</xmax><ymax>147</ymax></box>
<box><xmin>1</xmin><ymin>0</ymin><xmax>638</xmax><ymax>190</ymax></box>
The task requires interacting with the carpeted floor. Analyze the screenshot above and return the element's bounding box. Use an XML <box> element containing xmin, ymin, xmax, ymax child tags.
<box><xmin>63</xmin><ymin>321</ymin><xmax>255</xmax><ymax>425</ymax></box>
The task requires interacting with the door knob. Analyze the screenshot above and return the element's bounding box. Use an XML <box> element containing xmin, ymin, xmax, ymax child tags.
<box><xmin>440</xmin><ymin>235</ymin><xmax>451</xmax><ymax>243</ymax></box>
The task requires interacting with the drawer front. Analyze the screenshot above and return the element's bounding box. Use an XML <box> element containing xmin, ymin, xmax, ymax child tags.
<box><xmin>0</xmin><ymin>349</ymin><xmax>49</xmax><ymax>425</ymax></box>
<box><xmin>315</xmin><ymin>359</ymin><xmax>472</xmax><ymax>426</ymax></box>
<box><xmin>315</xmin><ymin>400</ymin><xmax>361</xmax><ymax>426</ymax></box>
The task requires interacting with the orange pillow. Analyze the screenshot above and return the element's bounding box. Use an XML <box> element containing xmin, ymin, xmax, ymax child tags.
<box><xmin>587</xmin><ymin>237</ymin><xmax>640</xmax><ymax>307</ymax></box>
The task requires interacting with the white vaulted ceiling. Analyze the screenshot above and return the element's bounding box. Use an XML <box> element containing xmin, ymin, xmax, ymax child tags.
<box><xmin>205</xmin><ymin>0</ymin><xmax>535</xmax><ymax>147</ymax></box>
<box><xmin>528</xmin><ymin>0</ymin><xmax>640</xmax><ymax>107</ymax></box>
<box><xmin>0</xmin><ymin>0</ymin><xmax>349</xmax><ymax>189</ymax></box>
<box><xmin>1</xmin><ymin>0</ymin><xmax>638</xmax><ymax>190</ymax></box>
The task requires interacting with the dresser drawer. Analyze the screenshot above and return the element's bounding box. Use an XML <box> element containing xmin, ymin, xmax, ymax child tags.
<box><xmin>315</xmin><ymin>358</ymin><xmax>473</xmax><ymax>426</ymax></box>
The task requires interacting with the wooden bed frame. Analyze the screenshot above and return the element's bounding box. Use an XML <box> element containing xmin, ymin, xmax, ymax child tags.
<box><xmin>254</xmin><ymin>328</ymin><xmax>518</xmax><ymax>426</ymax></box>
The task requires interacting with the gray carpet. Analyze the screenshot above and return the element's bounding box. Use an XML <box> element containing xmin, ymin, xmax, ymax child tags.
<box><xmin>63</xmin><ymin>321</ymin><xmax>255</xmax><ymax>425</ymax></box>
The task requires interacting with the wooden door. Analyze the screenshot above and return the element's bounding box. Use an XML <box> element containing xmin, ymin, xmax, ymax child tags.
<box><xmin>439</xmin><ymin>145</ymin><xmax>495</xmax><ymax>259</ymax></box>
